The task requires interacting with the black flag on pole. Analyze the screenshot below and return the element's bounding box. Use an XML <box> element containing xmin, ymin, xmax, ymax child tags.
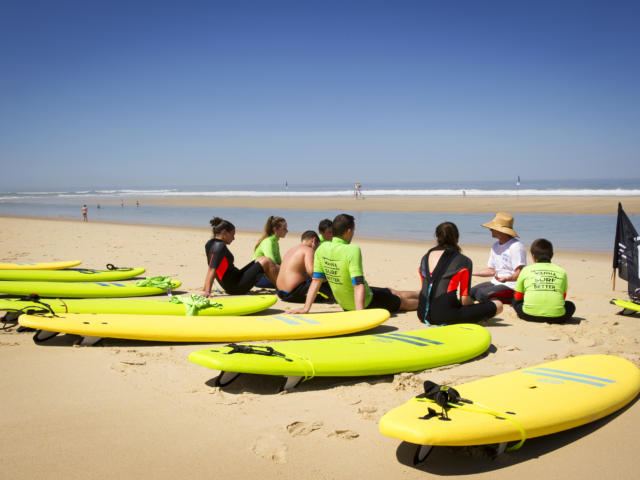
<box><xmin>613</xmin><ymin>203</ymin><xmax>640</xmax><ymax>302</ymax></box>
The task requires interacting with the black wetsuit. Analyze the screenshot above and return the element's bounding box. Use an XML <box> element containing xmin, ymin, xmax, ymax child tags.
<box><xmin>205</xmin><ymin>238</ymin><xmax>263</xmax><ymax>295</ymax></box>
<box><xmin>276</xmin><ymin>278</ymin><xmax>334</xmax><ymax>303</ymax></box>
<box><xmin>417</xmin><ymin>247</ymin><xmax>497</xmax><ymax>325</ymax></box>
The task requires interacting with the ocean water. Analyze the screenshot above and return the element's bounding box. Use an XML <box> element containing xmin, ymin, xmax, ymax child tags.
<box><xmin>2</xmin><ymin>178</ymin><xmax>640</xmax><ymax>200</ymax></box>
<box><xmin>1</xmin><ymin>179</ymin><xmax>639</xmax><ymax>253</ymax></box>
<box><xmin>0</xmin><ymin>191</ymin><xmax>640</xmax><ymax>252</ymax></box>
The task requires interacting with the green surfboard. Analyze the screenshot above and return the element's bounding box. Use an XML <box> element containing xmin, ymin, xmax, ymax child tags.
<box><xmin>0</xmin><ymin>295</ymin><xmax>276</xmax><ymax>316</ymax></box>
<box><xmin>0</xmin><ymin>280</ymin><xmax>181</xmax><ymax>298</ymax></box>
<box><xmin>189</xmin><ymin>324</ymin><xmax>491</xmax><ymax>390</ymax></box>
<box><xmin>0</xmin><ymin>267</ymin><xmax>146</xmax><ymax>282</ymax></box>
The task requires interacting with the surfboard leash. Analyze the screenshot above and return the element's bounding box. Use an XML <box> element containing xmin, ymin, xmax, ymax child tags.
<box><xmin>223</xmin><ymin>344</ymin><xmax>316</xmax><ymax>382</ymax></box>
<box><xmin>417</xmin><ymin>380</ymin><xmax>527</xmax><ymax>451</ymax></box>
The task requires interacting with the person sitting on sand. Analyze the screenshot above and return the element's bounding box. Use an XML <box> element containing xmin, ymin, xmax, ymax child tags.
<box><xmin>318</xmin><ymin>218</ymin><xmax>333</xmax><ymax>243</ymax></box>
<box><xmin>418</xmin><ymin>222</ymin><xmax>503</xmax><ymax>325</ymax></box>
<box><xmin>512</xmin><ymin>238</ymin><xmax>576</xmax><ymax>323</ymax></box>
<box><xmin>287</xmin><ymin>213</ymin><xmax>419</xmax><ymax>313</ymax></box>
<box><xmin>471</xmin><ymin>212</ymin><xmax>527</xmax><ymax>304</ymax></box>
<box><xmin>253</xmin><ymin>215</ymin><xmax>287</xmax><ymax>288</ymax></box>
<box><xmin>276</xmin><ymin>230</ymin><xmax>333</xmax><ymax>303</ymax></box>
<box><xmin>203</xmin><ymin>217</ymin><xmax>278</xmax><ymax>296</ymax></box>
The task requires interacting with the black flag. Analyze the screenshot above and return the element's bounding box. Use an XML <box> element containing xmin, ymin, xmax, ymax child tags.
<box><xmin>613</xmin><ymin>203</ymin><xmax>640</xmax><ymax>302</ymax></box>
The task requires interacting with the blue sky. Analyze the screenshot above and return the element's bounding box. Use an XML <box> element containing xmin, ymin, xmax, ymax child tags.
<box><xmin>1</xmin><ymin>0</ymin><xmax>638</xmax><ymax>190</ymax></box>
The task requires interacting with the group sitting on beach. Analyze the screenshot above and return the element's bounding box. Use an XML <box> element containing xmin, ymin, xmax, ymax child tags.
<box><xmin>203</xmin><ymin>211</ymin><xmax>575</xmax><ymax>324</ymax></box>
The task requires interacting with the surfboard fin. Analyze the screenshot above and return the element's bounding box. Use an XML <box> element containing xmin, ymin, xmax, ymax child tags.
<box><xmin>79</xmin><ymin>336</ymin><xmax>102</xmax><ymax>346</ymax></box>
<box><xmin>215</xmin><ymin>371</ymin><xmax>241</xmax><ymax>387</ymax></box>
<box><xmin>33</xmin><ymin>329</ymin><xmax>59</xmax><ymax>343</ymax></box>
<box><xmin>279</xmin><ymin>376</ymin><xmax>303</xmax><ymax>392</ymax></box>
<box><xmin>413</xmin><ymin>445</ymin><xmax>433</xmax><ymax>465</ymax></box>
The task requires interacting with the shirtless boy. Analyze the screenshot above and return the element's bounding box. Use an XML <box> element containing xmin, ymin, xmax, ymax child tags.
<box><xmin>276</xmin><ymin>231</ymin><xmax>332</xmax><ymax>303</ymax></box>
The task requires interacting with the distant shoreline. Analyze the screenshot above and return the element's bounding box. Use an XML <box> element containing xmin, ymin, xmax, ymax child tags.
<box><xmin>93</xmin><ymin>195</ymin><xmax>640</xmax><ymax>215</ymax></box>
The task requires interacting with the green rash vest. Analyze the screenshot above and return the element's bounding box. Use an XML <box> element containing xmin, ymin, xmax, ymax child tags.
<box><xmin>515</xmin><ymin>262</ymin><xmax>568</xmax><ymax>317</ymax></box>
<box><xmin>253</xmin><ymin>235</ymin><xmax>281</xmax><ymax>264</ymax></box>
<box><xmin>312</xmin><ymin>237</ymin><xmax>372</xmax><ymax>311</ymax></box>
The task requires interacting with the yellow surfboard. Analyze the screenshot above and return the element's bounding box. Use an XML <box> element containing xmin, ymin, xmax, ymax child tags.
<box><xmin>0</xmin><ymin>260</ymin><xmax>81</xmax><ymax>270</ymax></box>
<box><xmin>0</xmin><ymin>279</ymin><xmax>181</xmax><ymax>298</ymax></box>
<box><xmin>610</xmin><ymin>298</ymin><xmax>640</xmax><ymax>313</ymax></box>
<box><xmin>189</xmin><ymin>324</ymin><xmax>490</xmax><ymax>391</ymax></box>
<box><xmin>379</xmin><ymin>355</ymin><xmax>640</xmax><ymax>461</ymax></box>
<box><xmin>0</xmin><ymin>295</ymin><xmax>276</xmax><ymax>316</ymax></box>
<box><xmin>18</xmin><ymin>309</ymin><xmax>390</xmax><ymax>344</ymax></box>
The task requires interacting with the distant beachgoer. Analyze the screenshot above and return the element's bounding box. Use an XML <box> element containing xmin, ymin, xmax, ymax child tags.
<box><xmin>470</xmin><ymin>212</ymin><xmax>527</xmax><ymax>304</ymax></box>
<box><xmin>136</xmin><ymin>200</ymin><xmax>140</xmax><ymax>208</ymax></box>
<box><xmin>462</xmin><ymin>190</ymin><xmax>466</xmax><ymax>197</ymax></box>
<box><xmin>253</xmin><ymin>216</ymin><xmax>288</xmax><ymax>288</ymax></box>
<box><xmin>354</xmin><ymin>183</ymin><xmax>362</xmax><ymax>199</ymax></box>
<box><xmin>512</xmin><ymin>238</ymin><xmax>576</xmax><ymax>323</ymax></box>
<box><xmin>81</xmin><ymin>205</ymin><xmax>88</xmax><ymax>222</ymax></box>
<box><xmin>287</xmin><ymin>213</ymin><xmax>419</xmax><ymax>313</ymax></box>
<box><xmin>417</xmin><ymin>222</ymin><xmax>502</xmax><ymax>325</ymax></box>
<box><xmin>120</xmin><ymin>200</ymin><xmax>124</xmax><ymax>208</ymax></box>
<box><xmin>318</xmin><ymin>218</ymin><xmax>333</xmax><ymax>243</ymax></box>
<box><xmin>97</xmin><ymin>204</ymin><xmax>100</xmax><ymax>209</ymax></box>
<box><xmin>203</xmin><ymin>217</ymin><xmax>278</xmax><ymax>296</ymax></box>
<box><xmin>276</xmin><ymin>230</ymin><xmax>333</xmax><ymax>303</ymax></box>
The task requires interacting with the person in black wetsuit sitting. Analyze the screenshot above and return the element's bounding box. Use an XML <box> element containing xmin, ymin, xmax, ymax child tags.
<box><xmin>203</xmin><ymin>217</ymin><xmax>278</xmax><ymax>297</ymax></box>
<box><xmin>417</xmin><ymin>222</ymin><xmax>503</xmax><ymax>325</ymax></box>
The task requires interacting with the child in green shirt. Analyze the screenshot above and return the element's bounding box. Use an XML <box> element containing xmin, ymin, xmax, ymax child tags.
<box><xmin>513</xmin><ymin>238</ymin><xmax>576</xmax><ymax>323</ymax></box>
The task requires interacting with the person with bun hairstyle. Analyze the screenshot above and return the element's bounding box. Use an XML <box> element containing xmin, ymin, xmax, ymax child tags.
<box><xmin>203</xmin><ymin>217</ymin><xmax>278</xmax><ymax>296</ymax></box>
<box><xmin>418</xmin><ymin>222</ymin><xmax>503</xmax><ymax>325</ymax></box>
<box><xmin>253</xmin><ymin>216</ymin><xmax>288</xmax><ymax>288</ymax></box>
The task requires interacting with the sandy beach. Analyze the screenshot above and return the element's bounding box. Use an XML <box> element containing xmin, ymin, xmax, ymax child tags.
<box><xmin>1</xmin><ymin>213</ymin><xmax>639</xmax><ymax>480</ymax></box>
<box><xmin>124</xmin><ymin>195</ymin><xmax>640</xmax><ymax>215</ymax></box>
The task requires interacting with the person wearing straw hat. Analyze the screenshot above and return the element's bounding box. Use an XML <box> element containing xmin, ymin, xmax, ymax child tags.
<box><xmin>470</xmin><ymin>212</ymin><xmax>527</xmax><ymax>304</ymax></box>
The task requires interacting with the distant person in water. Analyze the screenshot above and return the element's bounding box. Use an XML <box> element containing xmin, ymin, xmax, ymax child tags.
<box><xmin>417</xmin><ymin>222</ymin><xmax>502</xmax><ymax>325</ymax></box>
<box><xmin>81</xmin><ymin>205</ymin><xmax>88</xmax><ymax>222</ymax></box>
<box><xmin>253</xmin><ymin>216</ymin><xmax>288</xmax><ymax>288</ymax></box>
<box><xmin>470</xmin><ymin>212</ymin><xmax>527</xmax><ymax>304</ymax></box>
<box><xmin>318</xmin><ymin>218</ymin><xmax>333</xmax><ymax>243</ymax></box>
<box><xmin>203</xmin><ymin>217</ymin><xmax>278</xmax><ymax>296</ymax></box>
<box><xmin>512</xmin><ymin>238</ymin><xmax>576</xmax><ymax>323</ymax></box>
<box><xmin>287</xmin><ymin>213</ymin><xmax>419</xmax><ymax>314</ymax></box>
<box><xmin>276</xmin><ymin>231</ymin><xmax>333</xmax><ymax>303</ymax></box>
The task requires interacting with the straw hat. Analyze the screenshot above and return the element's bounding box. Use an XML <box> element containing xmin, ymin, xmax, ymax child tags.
<box><xmin>482</xmin><ymin>212</ymin><xmax>518</xmax><ymax>237</ymax></box>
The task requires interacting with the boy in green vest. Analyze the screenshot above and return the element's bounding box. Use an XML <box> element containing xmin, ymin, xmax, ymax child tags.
<box><xmin>513</xmin><ymin>238</ymin><xmax>576</xmax><ymax>323</ymax></box>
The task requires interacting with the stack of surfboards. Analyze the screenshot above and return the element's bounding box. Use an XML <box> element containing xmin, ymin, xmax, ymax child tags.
<box><xmin>0</xmin><ymin>260</ymin><xmax>178</xmax><ymax>298</ymax></box>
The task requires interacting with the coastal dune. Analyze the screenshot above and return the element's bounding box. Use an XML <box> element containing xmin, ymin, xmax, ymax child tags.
<box><xmin>1</xmin><ymin>214</ymin><xmax>639</xmax><ymax>480</ymax></box>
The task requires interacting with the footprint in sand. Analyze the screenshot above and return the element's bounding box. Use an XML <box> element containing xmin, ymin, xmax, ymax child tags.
<box><xmin>286</xmin><ymin>421</ymin><xmax>323</xmax><ymax>437</ymax></box>
<box><xmin>251</xmin><ymin>435</ymin><xmax>288</xmax><ymax>463</ymax></box>
<box><xmin>357</xmin><ymin>406</ymin><xmax>378</xmax><ymax>420</ymax></box>
<box><xmin>328</xmin><ymin>429</ymin><xmax>359</xmax><ymax>440</ymax></box>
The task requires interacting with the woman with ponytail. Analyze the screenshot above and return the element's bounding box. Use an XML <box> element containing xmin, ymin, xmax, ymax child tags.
<box><xmin>203</xmin><ymin>217</ymin><xmax>278</xmax><ymax>296</ymax></box>
<box><xmin>252</xmin><ymin>216</ymin><xmax>288</xmax><ymax>288</ymax></box>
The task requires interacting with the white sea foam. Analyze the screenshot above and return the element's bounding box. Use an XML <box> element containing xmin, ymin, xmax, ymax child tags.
<box><xmin>3</xmin><ymin>186</ymin><xmax>639</xmax><ymax>200</ymax></box>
